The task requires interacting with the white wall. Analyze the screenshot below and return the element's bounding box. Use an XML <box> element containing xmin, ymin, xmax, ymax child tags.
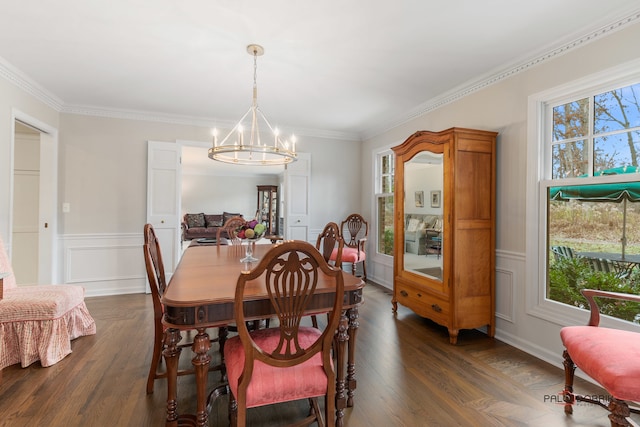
<box><xmin>51</xmin><ymin>114</ymin><xmax>361</xmax><ymax>295</ymax></box>
<box><xmin>361</xmin><ymin>21</ymin><xmax>640</xmax><ymax>369</ymax></box>
<box><xmin>181</xmin><ymin>173</ymin><xmax>278</xmax><ymax>219</ymax></box>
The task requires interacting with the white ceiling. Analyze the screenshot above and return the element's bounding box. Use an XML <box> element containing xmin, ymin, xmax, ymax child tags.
<box><xmin>1</xmin><ymin>1</ymin><xmax>639</xmax><ymax>142</ymax></box>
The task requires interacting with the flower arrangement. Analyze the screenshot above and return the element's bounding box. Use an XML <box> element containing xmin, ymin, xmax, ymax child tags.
<box><xmin>237</xmin><ymin>219</ymin><xmax>266</xmax><ymax>240</ymax></box>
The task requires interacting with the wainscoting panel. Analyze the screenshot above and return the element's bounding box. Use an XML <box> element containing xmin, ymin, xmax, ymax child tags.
<box><xmin>59</xmin><ymin>233</ymin><xmax>146</xmax><ymax>297</ymax></box>
<box><xmin>495</xmin><ymin>267</ymin><xmax>515</xmax><ymax>323</ymax></box>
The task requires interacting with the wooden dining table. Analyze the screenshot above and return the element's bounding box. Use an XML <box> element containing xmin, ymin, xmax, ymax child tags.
<box><xmin>161</xmin><ymin>242</ymin><xmax>365</xmax><ymax>427</ymax></box>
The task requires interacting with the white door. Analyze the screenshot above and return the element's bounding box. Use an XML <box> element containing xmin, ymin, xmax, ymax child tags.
<box><xmin>38</xmin><ymin>132</ymin><xmax>56</xmax><ymax>283</ymax></box>
<box><xmin>11</xmin><ymin>117</ymin><xmax>57</xmax><ymax>285</ymax></box>
<box><xmin>284</xmin><ymin>152</ymin><xmax>310</xmax><ymax>242</ymax></box>
<box><xmin>146</xmin><ymin>141</ymin><xmax>181</xmax><ymax>285</ymax></box>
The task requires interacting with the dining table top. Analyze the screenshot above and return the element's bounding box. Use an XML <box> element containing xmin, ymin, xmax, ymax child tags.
<box><xmin>161</xmin><ymin>243</ymin><xmax>365</xmax><ymax>326</ymax></box>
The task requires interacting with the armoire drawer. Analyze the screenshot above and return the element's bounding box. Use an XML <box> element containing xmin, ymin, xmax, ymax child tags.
<box><xmin>396</xmin><ymin>283</ymin><xmax>449</xmax><ymax>324</ymax></box>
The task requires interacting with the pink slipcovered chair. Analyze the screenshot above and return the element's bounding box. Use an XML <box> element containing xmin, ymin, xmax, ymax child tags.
<box><xmin>560</xmin><ymin>289</ymin><xmax>640</xmax><ymax>426</ymax></box>
<box><xmin>0</xmin><ymin>237</ymin><xmax>96</xmax><ymax>371</ymax></box>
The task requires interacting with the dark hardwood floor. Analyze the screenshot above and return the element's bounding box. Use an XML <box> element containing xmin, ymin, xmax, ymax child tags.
<box><xmin>1</xmin><ymin>283</ymin><xmax>635</xmax><ymax>426</ymax></box>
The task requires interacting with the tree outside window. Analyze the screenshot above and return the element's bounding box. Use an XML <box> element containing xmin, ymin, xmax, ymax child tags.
<box><xmin>547</xmin><ymin>82</ymin><xmax>640</xmax><ymax>323</ymax></box>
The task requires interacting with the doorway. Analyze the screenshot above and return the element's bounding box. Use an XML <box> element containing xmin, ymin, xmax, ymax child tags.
<box><xmin>10</xmin><ymin>112</ymin><xmax>58</xmax><ymax>284</ymax></box>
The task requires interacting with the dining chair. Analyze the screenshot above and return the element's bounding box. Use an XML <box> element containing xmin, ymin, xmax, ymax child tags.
<box><xmin>0</xmin><ymin>236</ymin><xmax>96</xmax><ymax>371</ymax></box>
<box><xmin>560</xmin><ymin>289</ymin><xmax>640</xmax><ymax>426</ymax></box>
<box><xmin>311</xmin><ymin>222</ymin><xmax>344</xmax><ymax>328</ymax></box>
<box><xmin>224</xmin><ymin>240</ymin><xmax>344</xmax><ymax>427</ymax></box>
<box><xmin>143</xmin><ymin>224</ymin><xmax>224</xmax><ymax>394</ymax></box>
<box><xmin>216</xmin><ymin>215</ymin><xmax>245</xmax><ymax>246</ymax></box>
<box><xmin>331</xmin><ymin>213</ymin><xmax>368</xmax><ymax>281</ymax></box>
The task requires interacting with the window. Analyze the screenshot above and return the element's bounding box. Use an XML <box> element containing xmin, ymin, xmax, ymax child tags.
<box><xmin>376</xmin><ymin>151</ymin><xmax>394</xmax><ymax>255</ymax></box>
<box><xmin>538</xmin><ymin>75</ymin><xmax>640</xmax><ymax>324</ymax></box>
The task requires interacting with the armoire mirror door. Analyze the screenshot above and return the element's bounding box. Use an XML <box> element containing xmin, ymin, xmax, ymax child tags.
<box><xmin>403</xmin><ymin>152</ymin><xmax>444</xmax><ymax>282</ymax></box>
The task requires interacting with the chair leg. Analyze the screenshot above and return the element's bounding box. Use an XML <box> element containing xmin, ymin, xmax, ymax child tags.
<box><xmin>229</xmin><ymin>392</ymin><xmax>238</xmax><ymax>426</ymax></box>
<box><xmin>311</xmin><ymin>315</ymin><xmax>319</xmax><ymax>328</ymax></box>
<box><xmin>147</xmin><ymin>328</ymin><xmax>165</xmax><ymax>394</ymax></box>
<box><xmin>361</xmin><ymin>260</ymin><xmax>367</xmax><ymax>281</ymax></box>
<box><xmin>309</xmin><ymin>397</ymin><xmax>324</xmax><ymax>427</ymax></box>
<box><xmin>608</xmin><ymin>398</ymin><xmax>632</xmax><ymax>427</ymax></box>
<box><xmin>562</xmin><ymin>349</ymin><xmax>576</xmax><ymax>415</ymax></box>
<box><xmin>219</xmin><ymin>326</ymin><xmax>228</xmax><ymax>381</ymax></box>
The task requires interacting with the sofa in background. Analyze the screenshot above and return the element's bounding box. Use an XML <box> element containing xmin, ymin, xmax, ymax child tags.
<box><xmin>404</xmin><ymin>214</ymin><xmax>442</xmax><ymax>255</ymax></box>
<box><xmin>181</xmin><ymin>212</ymin><xmax>243</xmax><ymax>241</ymax></box>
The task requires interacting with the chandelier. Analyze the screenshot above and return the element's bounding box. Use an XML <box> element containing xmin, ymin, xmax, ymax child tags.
<box><xmin>208</xmin><ymin>44</ymin><xmax>297</xmax><ymax>166</ymax></box>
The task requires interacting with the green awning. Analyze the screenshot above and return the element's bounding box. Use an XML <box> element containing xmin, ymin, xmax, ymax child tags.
<box><xmin>549</xmin><ymin>166</ymin><xmax>640</xmax><ymax>202</ymax></box>
<box><xmin>549</xmin><ymin>166</ymin><xmax>640</xmax><ymax>258</ymax></box>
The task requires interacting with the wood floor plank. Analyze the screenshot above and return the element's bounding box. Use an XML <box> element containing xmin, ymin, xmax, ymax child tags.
<box><xmin>1</xmin><ymin>284</ymin><xmax>637</xmax><ymax>426</ymax></box>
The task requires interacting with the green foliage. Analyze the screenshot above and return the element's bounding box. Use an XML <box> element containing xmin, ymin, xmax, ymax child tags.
<box><xmin>382</xmin><ymin>228</ymin><xmax>394</xmax><ymax>255</ymax></box>
<box><xmin>549</xmin><ymin>256</ymin><xmax>640</xmax><ymax>323</ymax></box>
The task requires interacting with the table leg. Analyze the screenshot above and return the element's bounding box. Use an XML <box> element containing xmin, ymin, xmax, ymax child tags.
<box><xmin>334</xmin><ymin>312</ymin><xmax>349</xmax><ymax>427</ymax></box>
<box><xmin>192</xmin><ymin>328</ymin><xmax>212</xmax><ymax>427</ymax></box>
<box><xmin>347</xmin><ymin>306</ymin><xmax>359</xmax><ymax>407</ymax></box>
<box><xmin>164</xmin><ymin>328</ymin><xmax>182</xmax><ymax>427</ymax></box>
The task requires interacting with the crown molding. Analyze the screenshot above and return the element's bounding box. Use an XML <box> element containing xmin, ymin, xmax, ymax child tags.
<box><xmin>2</xmin><ymin>8</ymin><xmax>639</xmax><ymax>144</ymax></box>
<box><xmin>361</xmin><ymin>8</ymin><xmax>640</xmax><ymax>141</ymax></box>
<box><xmin>0</xmin><ymin>56</ymin><xmax>64</xmax><ymax>111</ymax></box>
<box><xmin>60</xmin><ymin>104</ymin><xmax>360</xmax><ymax>142</ymax></box>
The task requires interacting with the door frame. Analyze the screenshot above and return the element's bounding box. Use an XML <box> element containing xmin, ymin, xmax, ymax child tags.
<box><xmin>9</xmin><ymin>109</ymin><xmax>59</xmax><ymax>283</ymax></box>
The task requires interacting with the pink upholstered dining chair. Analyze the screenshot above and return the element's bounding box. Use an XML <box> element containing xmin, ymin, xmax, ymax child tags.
<box><xmin>560</xmin><ymin>289</ymin><xmax>640</xmax><ymax>426</ymax></box>
<box><xmin>0</xmin><ymin>236</ymin><xmax>96</xmax><ymax>371</ymax></box>
<box><xmin>331</xmin><ymin>213</ymin><xmax>368</xmax><ymax>281</ymax></box>
<box><xmin>224</xmin><ymin>240</ymin><xmax>344</xmax><ymax>427</ymax></box>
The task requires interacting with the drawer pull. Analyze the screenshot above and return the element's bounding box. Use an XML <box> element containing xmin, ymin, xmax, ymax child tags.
<box><xmin>400</xmin><ymin>290</ymin><xmax>408</xmax><ymax>297</ymax></box>
<box><xmin>431</xmin><ymin>304</ymin><xmax>442</xmax><ymax>313</ymax></box>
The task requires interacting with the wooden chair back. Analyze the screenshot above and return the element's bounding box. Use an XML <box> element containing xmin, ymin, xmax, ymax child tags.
<box><xmin>217</xmin><ymin>216</ymin><xmax>245</xmax><ymax>245</ymax></box>
<box><xmin>341</xmin><ymin>213</ymin><xmax>368</xmax><ymax>251</ymax></box>
<box><xmin>316</xmin><ymin>221</ymin><xmax>344</xmax><ymax>266</ymax></box>
<box><xmin>143</xmin><ymin>223</ymin><xmax>166</xmax><ymax>314</ymax></box>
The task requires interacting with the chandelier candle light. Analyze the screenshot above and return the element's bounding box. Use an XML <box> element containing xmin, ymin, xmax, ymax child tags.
<box><xmin>208</xmin><ymin>44</ymin><xmax>298</xmax><ymax>166</ymax></box>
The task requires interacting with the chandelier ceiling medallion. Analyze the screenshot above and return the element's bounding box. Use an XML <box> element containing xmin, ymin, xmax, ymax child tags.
<box><xmin>208</xmin><ymin>44</ymin><xmax>298</xmax><ymax>166</ymax></box>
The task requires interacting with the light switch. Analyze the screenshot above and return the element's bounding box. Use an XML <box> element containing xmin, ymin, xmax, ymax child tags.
<box><xmin>62</xmin><ymin>202</ymin><xmax>70</xmax><ymax>213</ymax></box>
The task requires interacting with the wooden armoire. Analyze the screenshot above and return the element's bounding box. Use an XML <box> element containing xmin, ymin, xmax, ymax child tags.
<box><xmin>391</xmin><ymin>127</ymin><xmax>497</xmax><ymax>344</ymax></box>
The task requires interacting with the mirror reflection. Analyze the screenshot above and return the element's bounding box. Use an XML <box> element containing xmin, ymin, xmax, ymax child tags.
<box><xmin>403</xmin><ymin>152</ymin><xmax>443</xmax><ymax>281</ymax></box>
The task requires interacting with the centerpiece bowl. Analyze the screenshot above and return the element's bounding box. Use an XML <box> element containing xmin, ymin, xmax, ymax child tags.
<box><xmin>237</xmin><ymin>220</ymin><xmax>266</xmax><ymax>263</ymax></box>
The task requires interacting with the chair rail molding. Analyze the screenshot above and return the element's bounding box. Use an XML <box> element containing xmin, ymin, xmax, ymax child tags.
<box><xmin>58</xmin><ymin>233</ymin><xmax>146</xmax><ymax>297</ymax></box>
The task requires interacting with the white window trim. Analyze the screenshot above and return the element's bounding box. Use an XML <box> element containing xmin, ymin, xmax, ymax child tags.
<box><xmin>371</xmin><ymin>145</ymin><xmax>396</xmax><ymax>267</ymax></box>
<box><xmin>526</xmin><ymin>58</ymin><xmax>640</xmax><ymax>331</ymax></box>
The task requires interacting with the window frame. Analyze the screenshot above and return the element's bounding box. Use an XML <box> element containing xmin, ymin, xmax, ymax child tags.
<box><xmin>373</xmin><ymin>147</ymin><xmax>395</xmax><ymax>260</ymax></box>
<box><xmin>526</xmin><ymin>58</ymin><xmax>640</xmax><ymax>331</ymax></box>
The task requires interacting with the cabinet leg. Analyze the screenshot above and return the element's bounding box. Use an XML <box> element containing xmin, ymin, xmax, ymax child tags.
<box><xmin>448</xmin><ymin>329</ymin><xmax>459</xmax><ymax>345</ymax></box>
